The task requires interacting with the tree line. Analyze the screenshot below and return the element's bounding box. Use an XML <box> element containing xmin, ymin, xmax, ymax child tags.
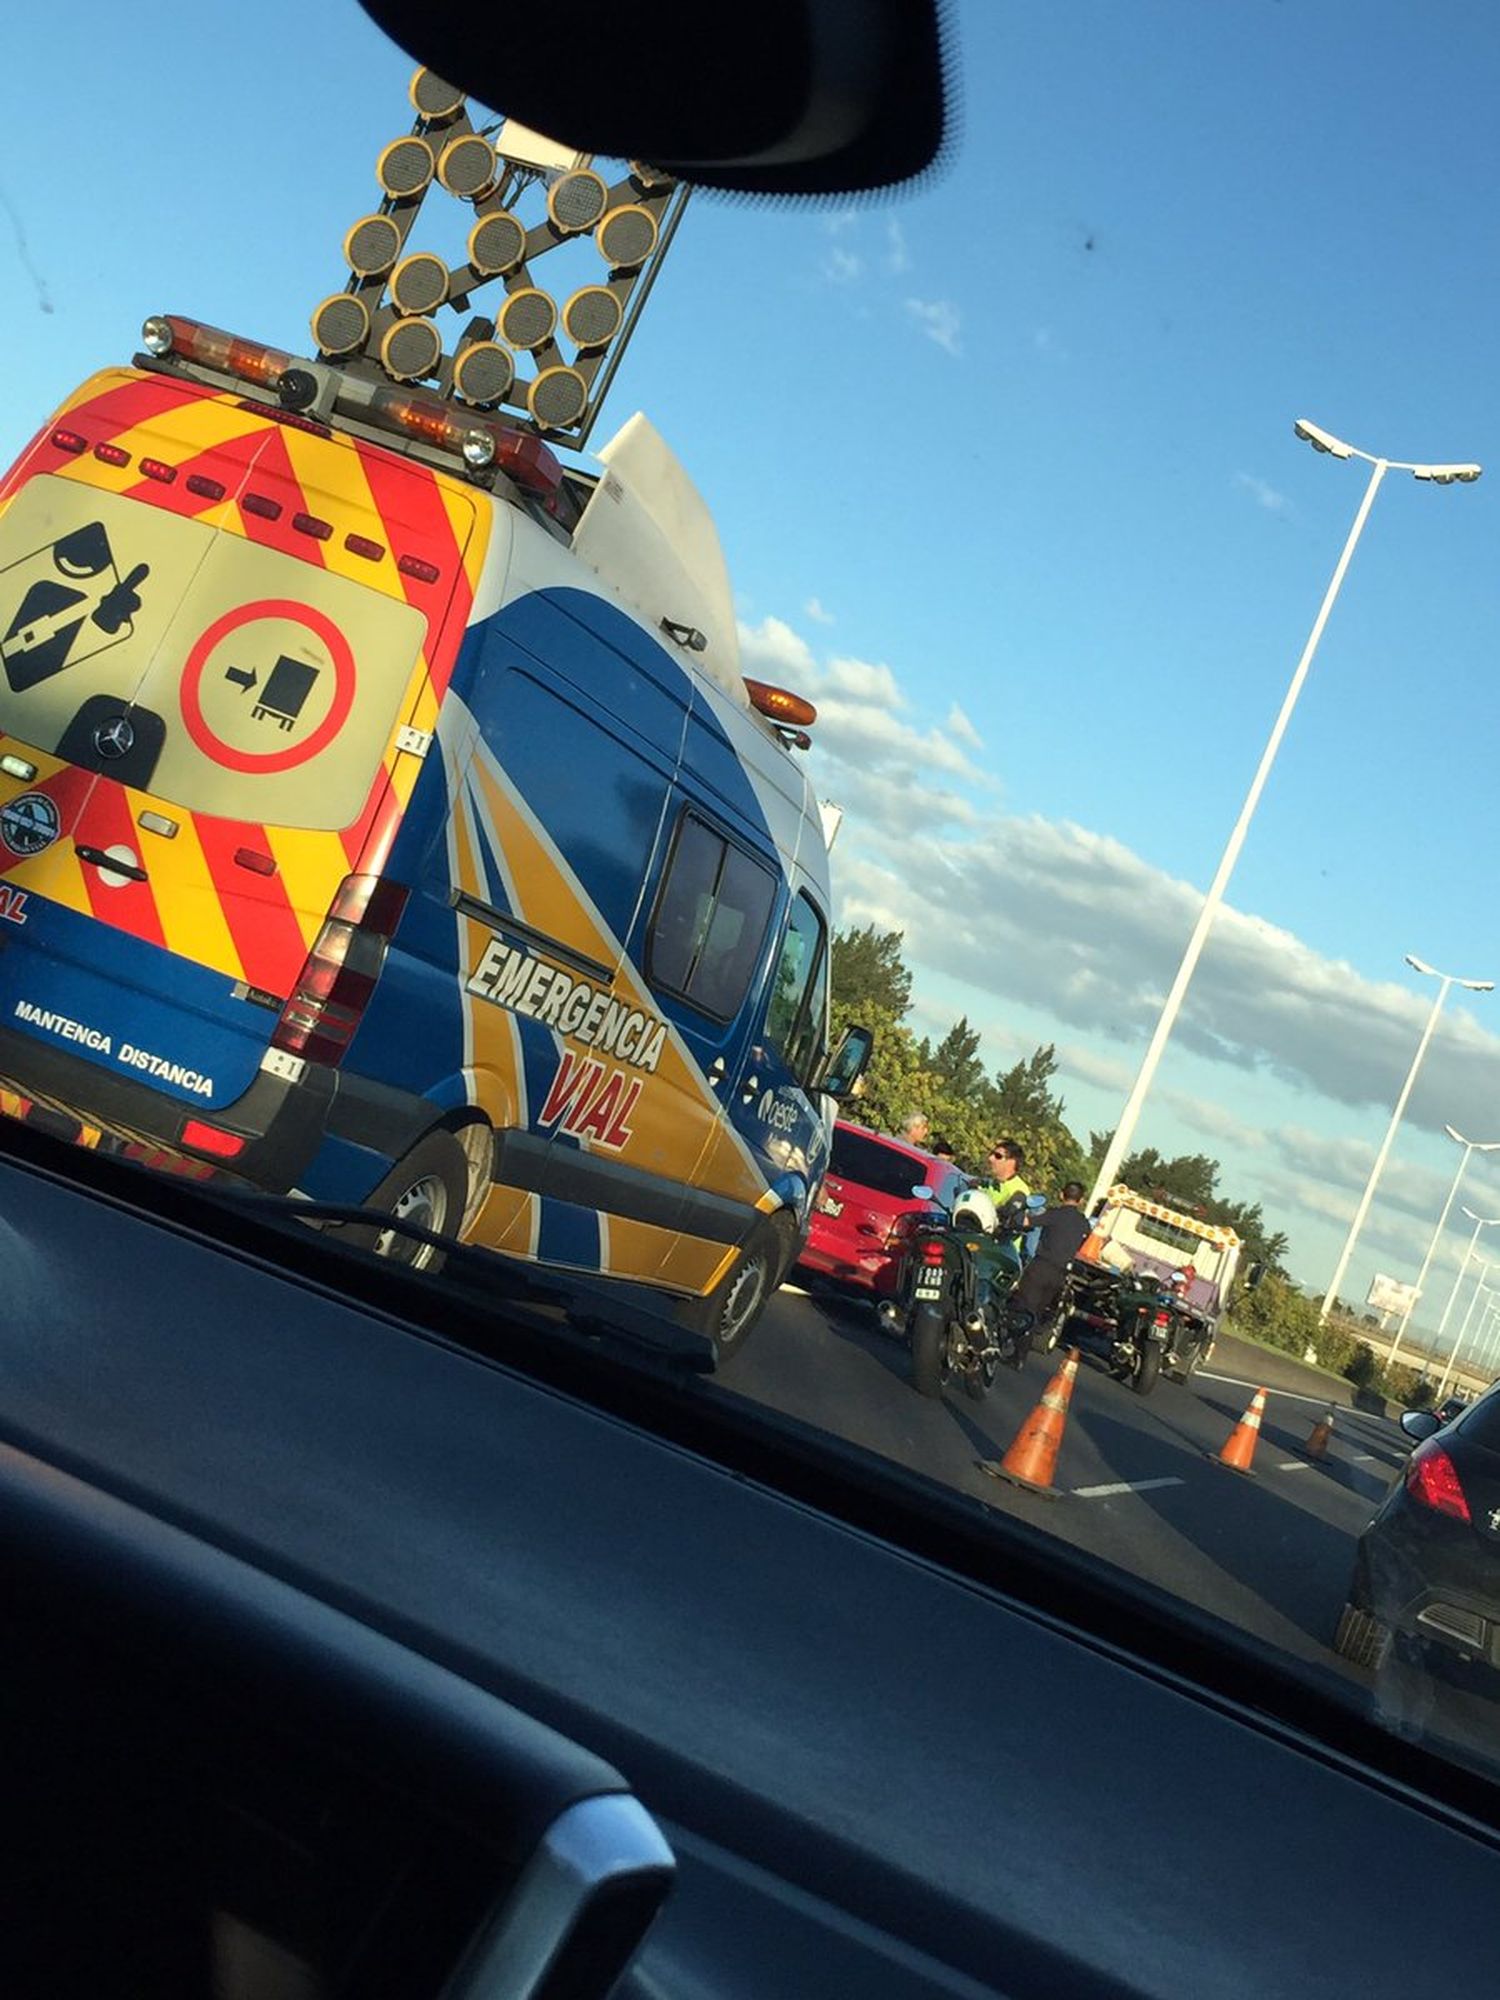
<box><xmin>831</xmin><ymin>923</ymin><xmax>1291</xmax><ymax>1275</ymax></box>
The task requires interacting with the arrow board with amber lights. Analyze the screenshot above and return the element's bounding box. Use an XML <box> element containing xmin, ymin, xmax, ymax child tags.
<box><xmin>312</xmin><ymin>67</ymin><xmax>688</xmax><ymax>447</ymax></box>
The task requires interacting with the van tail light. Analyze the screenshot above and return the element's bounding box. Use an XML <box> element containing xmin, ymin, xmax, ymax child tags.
<box><xmin>271</xmin><ymin>875</ymin><xmax>409</xmax><ymax>1068</ymax></box>
<box><xmin>1405</xmin><ymin>1441</ymin><xmax>1472</xmax><ymax>1522</ymax></box>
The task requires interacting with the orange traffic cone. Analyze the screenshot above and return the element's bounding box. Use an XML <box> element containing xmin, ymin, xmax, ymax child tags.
<box><xmin>980</xmin><ymin>1348</ymin><xmax>1080</xmax><ymax>1497</ymax></box>
<box><xmin>1299</xmin><ymin>1408</ymin><xmax>1335</xmax><ymax>1461</ymax></box>
<box><xmin>1211</xmin><ymin>1386</ymin><xmax>1267</xmax><ymax>1475</ymax></box>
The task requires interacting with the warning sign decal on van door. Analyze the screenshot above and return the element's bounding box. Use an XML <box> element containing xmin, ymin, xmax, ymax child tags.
<box><xmin>178</xmin><ymin>598</ymin><xmax>356</xmax><ymax>775</ymax></box>
<box><xmin>0</xmin><ymin>520</ymin><xmax>149</xmax><ymax>693</ymax></box>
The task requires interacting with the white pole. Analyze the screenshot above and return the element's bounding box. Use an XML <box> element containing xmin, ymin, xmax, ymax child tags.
<box><xmin>1386</xmin><ymin>1136</ymin><xmax>1495</xmax><ymax>1366</ymax></box>
<box><xmin>1438</xmin><ymin>1263</ymin><xmax>1492</xmax><ymax>1399</ymax></box>
<box><xmin>1088</xmin><ymin>458</ymin><xmax>1389</xmax><ymax>1210</ymax></box>
<box><xmin>1320</xmin><ymin>975</ymin><xmax>1451</xmax><ymax>1321</ymax></box>
<box><xmin>1430</xmin><ymin>1212</ymin><xmax>1490</xmax><ymax>1359</ymax></box>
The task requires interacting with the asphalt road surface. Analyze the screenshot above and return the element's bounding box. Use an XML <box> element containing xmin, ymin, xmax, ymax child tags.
<box><xmin>722</xmin><ymin>1281</ymin><xmax>1500</xmax><ymax>1776</ymax></box>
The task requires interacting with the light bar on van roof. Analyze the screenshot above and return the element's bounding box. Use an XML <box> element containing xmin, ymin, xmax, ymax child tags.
<box><xmin>141</xmin><ymin>313</ymin><xmax>563</xmax><ymax>501</ymax></box>
<box><xmin>744</xmin><ymin>680</ymin><xmax>818</xmax><ymax>729</ymax></box>
<box><xmin>142</xmin><ymin>314</ymin><xmax>293</xmax><ymax>390</ymax></box>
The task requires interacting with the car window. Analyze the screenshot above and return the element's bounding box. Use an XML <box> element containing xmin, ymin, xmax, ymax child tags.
<box><xmin>648</xmin><ymin>814</ymin><xmax>778</xmax><ymax>1020</ymax></box>
<box><xmin>828</xmin><ymin>1129</ymin><xmax>928</xmax><ymax>1199</ymax></box>
<box><xmin>764</xmin><ymin>890</ymin><xmax>828</xmax><ymax>1083</ymax></box>
<box><xmin>1453</xmin><ymin>1394</ymin><xmax>1500</xmax><ymax>1450</ymax></box>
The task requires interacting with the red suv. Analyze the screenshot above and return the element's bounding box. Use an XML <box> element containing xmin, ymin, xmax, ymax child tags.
<box><xmin>796</xmin><ymin>1122</ymin><xmax>967</xmax><ymax>1300</ymax></box>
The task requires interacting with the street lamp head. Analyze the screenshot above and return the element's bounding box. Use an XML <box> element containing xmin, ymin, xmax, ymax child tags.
<box><xmin>1461</xmin><ymin>1207</ymin><xmax>1500</xmax><ymax>1225</ymax></box>
<box><xmin>1460</xmin><ymin>978</ymin><xmax>1496</xmax><ymax>993</ymax></box>
<box><xmin>1412</xmin><ymin>463</ymin><xmax>1483</xmax><ymax>484</ymax></box>
<box><xmin>1406</xmin><ymin>954</ymin><xmax>1439</xmax><ymax>977</ymax></box>
<box><xmin>1294</xmin><ymin>418</ymin><xmax>1355</xmax><ymax>459</ymax></box>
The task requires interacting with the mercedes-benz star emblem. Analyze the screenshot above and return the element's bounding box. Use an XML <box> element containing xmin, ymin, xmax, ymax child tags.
<box><xmin>94</xmin><ymin>715</ymin><xmax>135</xmax><ymax>760</ymax></box>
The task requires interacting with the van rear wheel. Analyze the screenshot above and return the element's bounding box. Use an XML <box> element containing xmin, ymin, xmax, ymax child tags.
<box><xmin>361</xmin><ymin>1131</ymin><xmax>470</xmax><ymax>1272</ymax></box>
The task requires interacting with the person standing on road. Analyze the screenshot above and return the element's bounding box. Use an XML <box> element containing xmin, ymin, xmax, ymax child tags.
<box><xmin>988</xmin><ymin>1144</ymin><xmax>1032</xmax><ymax>1216</ymax></box>
<box><xmin>1005</xmin><ymin>1181</ymin><xmax>1092</xmax><ymax>1368</ymax></box>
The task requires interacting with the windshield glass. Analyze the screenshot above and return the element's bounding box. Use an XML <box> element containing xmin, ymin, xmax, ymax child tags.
<box><xmin>5</xmin><ymin>0</ymin><xmax>1500</xmax><ymax>1814</ymax></box>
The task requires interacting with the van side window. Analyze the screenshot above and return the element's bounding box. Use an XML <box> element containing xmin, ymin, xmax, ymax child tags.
<box><xmin>649</xmin><ymin>814</ymin><xmax>777</xmax><ymax>1020</ymax></box>
<box><xmin>765</xmin><ymin>892</ymin><xmax>828</xmax><ymax>1083</ymax></box>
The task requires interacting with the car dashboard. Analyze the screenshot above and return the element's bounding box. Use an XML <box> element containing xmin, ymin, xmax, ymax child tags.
<box><xmin>2</xmin><ymin>1126</ymin><xmax>1499</xmax><ymax>1997</ymax></box>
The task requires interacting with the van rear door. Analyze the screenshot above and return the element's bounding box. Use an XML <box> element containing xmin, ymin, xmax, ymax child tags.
<box><xmin>0</xmin><ymin>372</ymin><xmax>476</xmax><ymax>1124</ymax></box>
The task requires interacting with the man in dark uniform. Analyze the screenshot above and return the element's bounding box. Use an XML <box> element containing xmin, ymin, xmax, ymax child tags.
<box><xmin>1005</xmin><ymin>1180</ymin><xmax>1092</xmax><ymax>1367</ymax></box>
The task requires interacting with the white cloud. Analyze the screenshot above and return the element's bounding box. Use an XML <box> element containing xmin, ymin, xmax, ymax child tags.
<box><xmin>822</xmin><ymin>655</ymin><xmax>904</xmax><ymax>708</ymax></box>
<box><xmin>945</xmin><ymin>702</ymin><xmax>983</xmax><ymax>749</ymax></box>
<box><xmin>804</xmin><ymin>596</ymin><xmax>835</xmax><ymax>625</ymax></box>
<box><xmin>1233</xmin><ymin>471</ymin><xmax>1291</xmax><ymax>515</ymax></box>
<box><xmin>823</xmin><ymin>210</ymin><xmax>860</xmax><ymax>236</ymax></box>
<box><xmin>737</xmin><ymin>614</ymin><xmax>819</xmax><ymax>685</ymax></box>
<box><xmin>885</xmin><ymin>219</ymin><xmax>911</xmax><ymax>274</ymax></box>
<box><xmin>1159</xmin><ymin>1090</ymin><xmax>1270</xmax><ymax>1153</ymax></box>
<box><xmin>824</xmin><ymin>798</ymin><xmax>1500</xmax><ymax>1151</ymax></box>
<box><xmin>823</xmin><ymin>246</ymin><xmax>863</xmax><ymax>284</ymax></box>
<box><xmin>905</xmin><ymin>297</ymin><xmax>963</xmax><ymax>356</ymax></box>
<box><xmin>1057</xmin><ymin>1043</ymin><xmax>1136</xmax><ymax>1095</ymax></box>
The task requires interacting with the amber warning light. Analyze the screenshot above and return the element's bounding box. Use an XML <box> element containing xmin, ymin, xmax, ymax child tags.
<box><xmin>744</xmin><ymin>680</ymin><xmax>817</xmax><ymax>730</ymax></box>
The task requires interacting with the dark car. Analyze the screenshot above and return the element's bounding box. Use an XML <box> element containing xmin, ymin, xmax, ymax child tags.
<box><xmin>795</xmin><ymin>1121</ymin><xmax>966</xmax><ymax>1301</ymax></box>
<box><xmin>1336</xmin><ymin>1386</ymin><xmax>1500</xmax><ymax>1675</ymax></box>
<box><xmin>1434</xmin><ymin>1394</ymin><xmax>1472</xmax><ymax>1428</ymax></box>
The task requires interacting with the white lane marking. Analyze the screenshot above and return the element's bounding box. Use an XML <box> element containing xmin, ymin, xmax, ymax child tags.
<box><xmin>1197</xmin><ymin>1370</ymin><xmax>1342</xmax><ymax>1410</ymax></box>
<box><xmin>1071</xmin><ymin>1477</ymin><xmax>1185</xmax><ymax>1499</ymax></box>
<box><xmin>1353</xmin><ymin>1452</ymin><xmax>1379</xmax><ymax>1462</ymax></box>
<box><xmin>1277</xmin><ymin>1461</ymin><xmax>1312</xmax><ymax>1472</ymax></box>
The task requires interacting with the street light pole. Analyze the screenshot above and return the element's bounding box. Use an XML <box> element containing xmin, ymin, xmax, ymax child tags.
<box><xmin>1427</xmin><ymin>1205</ymin><xmax>1500</xmax><ymax>1370</ymax></box>
<box><xmin>1386</xmin><ymin>1127</ymin><xmax>1500</xmax><ymax>1367</ymax></box>
<box><xmin>1320</xmin><ymin>960</ymin><xmax>1495</xmax><ymax>1322</ymax></box>
<box><xmin>1089</xmin><ymin>426</ymin><xmax>1481</xmax><ymax>1213</ymax></box>
<box><xmin>1438</xmin><ymin>1260</ymin><xmax>1494</xmax><ymax>1400</ymax></box>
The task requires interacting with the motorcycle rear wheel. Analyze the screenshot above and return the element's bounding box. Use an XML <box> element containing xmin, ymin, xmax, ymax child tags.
<box><xmin>1132</xmin><ymin>1344</ymin><xmax>1162</xmax><ymax>1397</ymax></box>
<box><xmin>910</xmin><ymin>1304</ymin><xmax>950</xmax><ymax>1398</ymax></box>
<box><xmin>962</xmin><ymin>1348</ymin><xmax>998</xmax><ymax>1401</ymax></box>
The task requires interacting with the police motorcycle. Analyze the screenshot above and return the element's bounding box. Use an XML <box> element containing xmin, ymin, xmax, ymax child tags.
<box><xmin>1042</xmin><ymin>1261</ymin><xmax>1208</xmax><ymax>1397</ymax></box>
<box><xmin>877</xmin><ymin>1185</ymin><xmax>1036</xmax><ymax>1401</ymax></box>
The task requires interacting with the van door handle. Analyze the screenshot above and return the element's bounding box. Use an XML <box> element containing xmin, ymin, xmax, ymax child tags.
<box><xmin>76</xmin><ymin>844</ymin><xmax>148</xmax><ymax>884</ymax></box>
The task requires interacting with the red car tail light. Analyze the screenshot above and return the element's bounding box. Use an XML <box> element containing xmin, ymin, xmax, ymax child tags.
<box><xmin>1405</xmin><ymin>1441</ymin><xmax>1472</xmax><ymax>1522</ymax></box>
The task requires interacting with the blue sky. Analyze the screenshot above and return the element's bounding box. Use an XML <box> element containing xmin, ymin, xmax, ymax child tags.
<box><xmin>5</xmin><ymin>0</ymin><xmax>1500</xmax><ymax>1350</ymax></box>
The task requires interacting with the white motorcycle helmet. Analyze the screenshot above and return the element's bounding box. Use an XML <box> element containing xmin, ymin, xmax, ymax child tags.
<box><xmin>952</xmin><ymin>1187</ymin><xmax>999</xmax><ymax>1235</ymax></box>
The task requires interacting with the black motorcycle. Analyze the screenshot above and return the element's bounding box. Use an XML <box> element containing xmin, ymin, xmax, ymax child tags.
<box><xmin>1043</xmin><ymin>1262</ymin><xmax>1212</xmax><ymax>1396</ymax></box>
<box><xmin>878</xmin><ymin>1193</ymin><xmax>1033</xmax><ymax>1400</ymax></box>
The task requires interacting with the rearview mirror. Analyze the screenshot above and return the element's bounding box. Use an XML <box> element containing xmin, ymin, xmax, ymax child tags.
<box><xmin>819</xmin><ymin>1024</ymin><xmax>874</xmax><ymax>1100</ymax></box>
<box><xmin>356</xmin><ymin>0</ymin><xmax>952</xmax><ymax>197</ymax></box>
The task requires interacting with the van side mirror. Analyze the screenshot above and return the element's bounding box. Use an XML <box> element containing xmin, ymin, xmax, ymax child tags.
<box><xmin>819</xmin><ymin>1024</ymin><xmax>873</xmax><ymax>1100</ymax></box>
